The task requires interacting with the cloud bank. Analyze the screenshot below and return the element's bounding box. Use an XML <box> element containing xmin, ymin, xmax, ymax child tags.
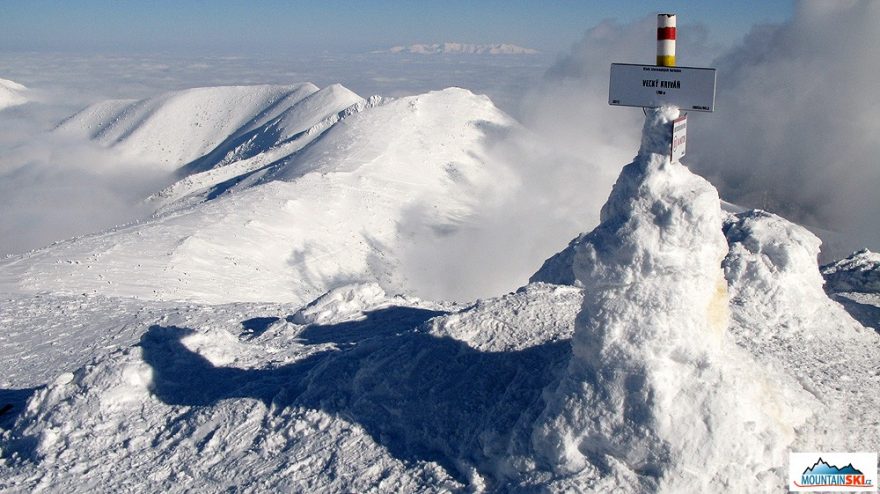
<box><xmin>690</xmin><ymin>0</ymin><xmax>880</xmax><ymax>259</ymax></box>
<box><xmin>0</xmin><ymin>111</ymin><xmax>168</xmax><ymax>255</ymax></box>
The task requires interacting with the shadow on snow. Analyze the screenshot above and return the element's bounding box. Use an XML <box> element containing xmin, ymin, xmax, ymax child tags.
<box><xmin>830</xmin><ymin>294</ymin><xmax>880</xmax><ymax>333</ymax></box>
<box><xmin>0</xmin><ymin>387</ymin><xmax>43</xmax><ymax>431</ymax></box>
<box><xmin>140</xmin><ymin>306</ymin><xmax>570</xmax><ymax>483</ymax></box>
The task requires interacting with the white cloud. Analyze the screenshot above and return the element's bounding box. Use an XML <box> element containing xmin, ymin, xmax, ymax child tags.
<box><xmin>0</xmin><ymin>113</ymin><xmax>168</xmax><ymax>255</ymax></box>
<box><xmin>689</xmin><ymin>0</ymin><xmax>880</xmax><ymax>259</ymax></box>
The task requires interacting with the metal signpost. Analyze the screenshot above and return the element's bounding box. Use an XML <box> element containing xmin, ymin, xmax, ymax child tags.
<box><xmin>608</xmin><ymin>64</ymin><xmax>716</xmax><ymax>112</ymax></box>
<box><xmin>671</xmin><ymin>114</ymin><xmax>687</xmax><ymax>161</ymax></box>
<box><xmin>608</xmin><ymin>13</ymin><xmax>716</xmax><ymax>162</ymax></box>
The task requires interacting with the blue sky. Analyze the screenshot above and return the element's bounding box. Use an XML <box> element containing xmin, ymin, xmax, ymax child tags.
<box><xmin>1</xmin><ymin>0</ymin><xmax>793</xmax><ymax>55</ymax></box>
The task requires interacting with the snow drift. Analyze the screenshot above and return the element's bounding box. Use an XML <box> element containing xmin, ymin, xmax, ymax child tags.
<box><xmin>528</xmin><ymin>108</ymin><xmax>812</xmax><ymax>492</ymax></box>
<box><xmin>821</xmin><ymin>249</ymin><xmax>880</xmax><ymax>294</ymax></box>
<box><xmin>0</xmin><ymin>283</ymin><xmax>582</xmax><ymax>492</ymax></box>
<box><xmin>819</xmin><ymin>249</ymin><xmax>880</xmax><ymax>331</ymax></box>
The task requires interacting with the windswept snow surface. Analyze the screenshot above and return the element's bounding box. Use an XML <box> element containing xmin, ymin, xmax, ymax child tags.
<box><xmin>0</xmin><ymin>283</ymin><xmax>582</xmax><ymax>492</ymax></box>
<box><xmin>0</xmin><ymin>78</ymin><xmax>28</xmax><ymax>111</ymax></box>
<box><xmin>1</xmin><ymin>102</ymin><xmax>878</xmax><ymax>492</ymax></box>
<box><xmin>822</xmin><ymin>248</ymin><xmax>880</xmax><ymax>294</ymax></box>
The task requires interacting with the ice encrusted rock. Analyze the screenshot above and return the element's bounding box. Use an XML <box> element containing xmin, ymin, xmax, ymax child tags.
<box><xmin>530</xmin><ymin>108</ymin><xmax>810</xmax><ymax>492</ymax></box>
<box><xmin>821</xmin><ymin>248</ymin><xmax>880</xmax><ymax>294</ymax></box>
<box><xmin>290</xmin><ymin>283</ymin><xmax>391</xmax><ymax>325</ymax></box>
<box><xmin>723</xmin><ymin>210</ymin><xmax>832</xmax><ymax>340</ymax></box>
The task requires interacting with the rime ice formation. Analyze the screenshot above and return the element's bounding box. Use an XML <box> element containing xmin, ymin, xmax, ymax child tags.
<box><xmin>723</xmin><ymin>210</ymin><xmax>834</xmax><ymax>340</ymax></box>
<box><xmin>821</xmin><ymin>248</ymin><xmax>880</xmax><ymax>294</ymax></box>
<box><xmin>530</xmin><ymin>107</ymin><xmax>812</xmax><ymax>492</ymax></box>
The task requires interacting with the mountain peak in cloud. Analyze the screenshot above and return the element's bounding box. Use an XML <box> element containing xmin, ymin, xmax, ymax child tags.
<box><xmin>383</xmin><ymin>42</ymin><xmax>539</xmax><ymax>55</ymax></box>
<box><xmin>0</xmin><ymin>77</ymin><xmax>28</xmax><ymax>110</ymax></box>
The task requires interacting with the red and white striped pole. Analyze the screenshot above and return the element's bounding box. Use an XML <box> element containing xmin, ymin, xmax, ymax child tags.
<box><xmin>657</xmin><ymin>13</ymin><xmax>676</xmax><ymax>67</ymax></box>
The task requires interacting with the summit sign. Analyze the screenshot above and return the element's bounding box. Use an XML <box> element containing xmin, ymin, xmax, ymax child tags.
<box><xmin>609</xmin><ymin>63</ymin><xmax>716</xmax><ymax>112</ymax></box>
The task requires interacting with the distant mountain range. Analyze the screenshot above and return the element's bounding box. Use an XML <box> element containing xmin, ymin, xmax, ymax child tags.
<box><xmin>382</xmin><ymin>42</ymin><xmax>539</xmax><ymax>55</ymax></box>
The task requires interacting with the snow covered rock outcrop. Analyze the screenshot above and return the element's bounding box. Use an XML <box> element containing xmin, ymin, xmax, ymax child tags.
<box><xmin>529</xmin><ymin>108</ymin><xmax>811</xmax><ymax>492</ymax></box>
<box><xmin>818</xmin><ymin>249</ymin><xmax>880</xmax><ymax>331</ymax></box>
<box><xmin>821</xmin><ymin>248</ymin><xmax>880</xmax><ymax>294</ymax></box>
<box><xmin>723</xmin><ymin>210</ymin><xmax>834</xmax><ymax>340</ymax></box>
<box><xmin>0</xmin><ymin>78</ymin><xmax>28</xmax><ymax>111</ymax></box>
<box><xmin>291</xmin><ymin>283</ymin><xmax>395</xmax><ymax>325</ymax></box>
<box><xmin>722</xmin><ymin>210</ymin><xmax>879</xmax><ymax>453</ymax></box>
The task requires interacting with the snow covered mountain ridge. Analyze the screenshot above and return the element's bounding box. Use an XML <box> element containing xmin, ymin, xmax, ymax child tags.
<box><xmin>0</xmin><ymin>82</ymin><xmax>528</xmax><ymax>304</ymax></box>
<box><xmin>54</xmin><ymin>82</ymin><xmax>366</xmax><ymax>171</ymax></box>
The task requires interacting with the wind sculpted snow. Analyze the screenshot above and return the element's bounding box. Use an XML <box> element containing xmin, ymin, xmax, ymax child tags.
<box><xmin>528</xmin><ymin>107</ymin><xmax>814</xmax><ymax>492</ymax></box>
<box><xmin>0</xmin><ymin>283</ymin><xmax>583</xmax><ymax>492</ymax></box>
<box><xmin>2</xmin><ymin>96</ymin><xmax>878</xmax><ymax>492</ymax></box>
<box><xmin>55</xmin><ymin>83</ymin><xmax>322</xmax><ymax>169</ymax></box>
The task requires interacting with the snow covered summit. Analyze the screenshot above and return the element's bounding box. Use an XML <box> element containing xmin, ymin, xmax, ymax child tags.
<box><xmin>0</xmin><ymin>78</ymin><xmax>28</xmax><ymax>111</ymax></box>
<box><xmin>529</xmin><ymin>108</ymin><xmax>813</xmax><ymax>492</ymax></box>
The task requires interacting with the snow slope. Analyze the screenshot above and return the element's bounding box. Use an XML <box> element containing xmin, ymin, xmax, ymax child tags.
<box><xmin>56</xmin><ymin>83</ymin><xmax>321</xmax><ymax>169</ymax></box>
<box><xmin>0</xmin><ymin>78</ymin><xmax>28</xmax><ymax>111</ymax></box>
<box><xmin>2</xmin><ymin>104</ymin><xmax>876</xmax><ymax>493</ymax></box>
<box><xmin>150</xmin><ymin>84</ymin><xmax>371</xmax><ymax>211</ymax></box>
<box><xmin>0</xmin><ymin>87</ymin><xmax>515</xmax><ymax>305</ymax></box>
